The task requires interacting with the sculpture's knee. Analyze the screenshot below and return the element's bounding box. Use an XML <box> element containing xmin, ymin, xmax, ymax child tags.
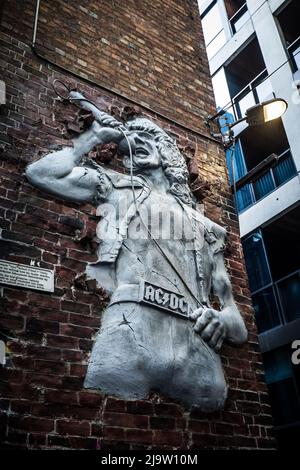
<box><xmin>210</xmin><ymin>376</ymin><xmax>228</xmax><ymax>410</ymax></box>
<box><xmin>84</xmin><ymin>326</ymin><xmax>152</xmax><ymax>399</ymax></box>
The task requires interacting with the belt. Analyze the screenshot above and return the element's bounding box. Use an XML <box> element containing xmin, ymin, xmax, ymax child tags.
<box><xmin>109</xmin><ymin>280</ymin><xmax>196</xmax><ymax>320</ymax></box>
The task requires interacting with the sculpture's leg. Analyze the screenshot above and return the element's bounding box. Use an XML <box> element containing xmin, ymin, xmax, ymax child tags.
<box><xmin>85</xmin><ymin>303</ymin><xmax>227</xmax><ymax>409</ymax></box>
<box><xmin>163</xmin><ymin>322</ymin><xmax>227</xmax><ymax>411</ymax></box>
<box><xmin>84</xmin><ymin>303</ymin><xmax>156</xmax><ymax>399</ymax></box>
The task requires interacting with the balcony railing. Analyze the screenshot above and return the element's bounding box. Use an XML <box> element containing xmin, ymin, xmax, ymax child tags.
<box><xmin>206</xmin><ymin>28</ymin><xmax>227</xmax><ymax>60</ymax></box>
<box><xmin>229</xmin><ymin>3</ymin><xmax>250</xmax><ymax>34</ymax></box>
<box><xmin>287</xmin><ymin>36</ymin><xmax>300</xmax><ymax>73</ymax></box>
<box><xmin>236</xmin><ymin>149</ymin><xmax>297</xmax><ymax>212</ymax></box>
<box><xmin>232</xmin><ymin>69</ymin><xmax>274</xmax><ymax>120</ymax></box>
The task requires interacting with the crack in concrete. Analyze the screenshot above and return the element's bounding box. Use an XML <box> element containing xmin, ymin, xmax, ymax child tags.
<box><xmin>118</xmin><ymin>311</ymin><xmax>151</xmax><ymax>355</ymax></box>
<box><xmin>118</xmin><ymin>313</ymin><xmax>134</xmax><ymax>332</ymax></box>
<box><xmin>138</xmin><ymin>343</ymin><xmax>151</xmax><ymax>353</ymax></box>
<box><xmin>151</xmin><ymin>269</ymin><xmax>180</xmax><ymax>292</ymax></box>
<box><xmin>123</xmin><ymin>241</ymin><xmax>143</xmax><ymax>264</ymax></box>
<box><xmin>99</xmin><ymin>215</ymin><xmax>121</xmax><ymax>234</ymax></box>
<box><xmin>118</xmin><ymin>311</ymin><xmax>138</xmax><ymax>342</ymax></box>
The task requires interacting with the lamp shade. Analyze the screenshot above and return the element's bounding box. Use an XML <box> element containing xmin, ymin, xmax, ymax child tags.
<box><xmin>245</xmin><ymin>98</ymin><xmax>288</xmax><ymax>126</ymax></box>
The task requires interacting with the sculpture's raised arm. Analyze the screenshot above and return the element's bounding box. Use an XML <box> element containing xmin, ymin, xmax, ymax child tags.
<box><xmin>25</xmin><ymin>91</ymin><xmax>124</xmax><ymax>204</ymax></box>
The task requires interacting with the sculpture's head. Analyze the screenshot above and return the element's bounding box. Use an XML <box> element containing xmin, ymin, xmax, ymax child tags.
<box><xmin>120</xmin><ymin>117</ymin><xmax>194</xmax><ymax>204</ymax></box>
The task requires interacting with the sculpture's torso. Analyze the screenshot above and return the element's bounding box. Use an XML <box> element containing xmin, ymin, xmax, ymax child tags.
<box><xmin>84</xmin><ymin>183</ymin><xmax>227</xmax><ymax>410</ymax></box>
<box><xmin>116</xmin><ymin>189</ymin><xmax>201</xmax><ymax>302</ymax></box>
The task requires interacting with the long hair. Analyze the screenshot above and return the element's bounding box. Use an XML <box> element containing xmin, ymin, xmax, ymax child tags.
<box><xmin>125</xmin><ymin>118</ymin><xmax>194</xmax><ymax>205</ymax></box>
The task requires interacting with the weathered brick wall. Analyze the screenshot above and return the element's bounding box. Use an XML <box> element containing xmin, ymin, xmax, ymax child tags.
<box><xmin>1</xmin><ymin>0</ymin><xmax>215</xmax><ymax>134</ymax></box>
<box><xmin>0</xmin><ymin>0</ymin><xmax>276</xmax><ymax>450</ymax></box>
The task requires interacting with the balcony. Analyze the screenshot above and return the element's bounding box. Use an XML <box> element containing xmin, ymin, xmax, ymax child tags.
<box><xmin>226</xmin><ymin>1</ymin><xmax>250</xmax><ymax>34</ymax></box>
<box><xmin>200</xmin><ymin>1</ymin><xmax>251</xmax><ymax>60</ymax></box>
<box><xmin>232</xmin><ymin>70</ymin><xmax>273</xmax><ymax>120</ymax></box>
<box><xmin>288</xmin><ymin>36</ymin><xmax>300</xmax><ymax>74</ymax></box>
<box><xmin>236</xmin><ymin>149</ymin><xmax>297</xmax><ymax>212</ymax></box>
<box><xmin>223</xmin><ymin>38</ymin><xmax>272</xmax><ymax>122</ymax></box>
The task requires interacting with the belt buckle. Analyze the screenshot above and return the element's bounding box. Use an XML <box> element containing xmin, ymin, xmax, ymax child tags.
<box><xmin>138</xmin><ymin>280</ymin><xmax>192</xmax><ymax>319</ymax></box>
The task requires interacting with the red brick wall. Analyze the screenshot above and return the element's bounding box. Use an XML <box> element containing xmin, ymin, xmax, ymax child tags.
<box><xmin>0</xmin><ymin>0</ymin><xmax>276</xmax><ymax>450</ymax></box>
<box><xmin>1</xmin><ymin>0</ymin><xmax>215</xmax><ymax>134</ymax></box>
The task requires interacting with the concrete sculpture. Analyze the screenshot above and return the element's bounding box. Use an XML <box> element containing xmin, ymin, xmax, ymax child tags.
<box><xmin>26</xmin><ymin>90</ymin><xmax>247</xmax><ymax>410</ymax></box>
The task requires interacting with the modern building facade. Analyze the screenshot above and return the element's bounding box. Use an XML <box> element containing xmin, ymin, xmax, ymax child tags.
<box><xmin>199</xmin><ymin>0</ymin><xmax>300</xmax><ymax>447</ymax></box>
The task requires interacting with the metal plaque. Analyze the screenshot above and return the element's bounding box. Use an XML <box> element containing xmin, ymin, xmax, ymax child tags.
<box><xmin>0</xmin><ymin>259</ymin><xmax>54</xmax><ymax>292</ymax></box>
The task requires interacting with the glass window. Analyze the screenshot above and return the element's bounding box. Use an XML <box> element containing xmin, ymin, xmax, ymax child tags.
<box><xmin>263</xmin><ymin>347</ymin><xmax>300</xmax><ymax>426</ymax></box>
<box><xmin>277</xmin><ymin>273</ymin><xmax>300</xmax><ymax>323</ymax></box>
<box><xmin>242</xmin><ymin>232</ymin><xmax>271</xmax><ymax>292</ymax></box>
<box><xmin>263</xmin><ymin>347</ymin><xmax>293</xmax><ymax>384</ymax></box>
<box><xmin>225</xmin><ymin>38</ymin><xmax>266</xmax><ymax>100</ymax></box>
<box><xmin>252</xmin><ymin>286</ymin><xmax>281</xmax><ymax>333</ymax></box>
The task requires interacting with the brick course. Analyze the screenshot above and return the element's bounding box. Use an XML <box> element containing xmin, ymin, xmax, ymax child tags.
<box><xmin>0</xmin><ymin>0</ymin><xmax>276</xmax><ymax>450</ymax></box>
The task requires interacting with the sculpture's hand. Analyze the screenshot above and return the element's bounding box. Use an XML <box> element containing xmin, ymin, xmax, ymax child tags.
<box><xmin>69</xmin><ymin>91</ymin><xmax>123</xmax><ymax>136</ymax></box>
<box><xmin>69</xmin><ymin>90</ymin><xmax>86</xmax><ymax>101</ymax></box>
<box><xmin>189</xmin><ymin>307</ymin><xmax>226</xmax><ymax>352</ymax></box>
<box><xmin>90</xmin><ymin>120</ymin><xmax>123</xmax><ymax>145</ymax></box>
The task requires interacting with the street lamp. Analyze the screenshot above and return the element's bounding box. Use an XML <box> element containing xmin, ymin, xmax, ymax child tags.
<box><xmin>206</xmin><ymin>97</ymin><xmax>288</xmax><ymax>216</ymax></box>
<box><xmin>206</xmin><ymin>97</ymin><xmax>288</xmax><ymax>147</ymax></box>
<box><xmin>235</xmin><ymin>98</ymin><xmax>288</xmax><ymax>127</ymax></box>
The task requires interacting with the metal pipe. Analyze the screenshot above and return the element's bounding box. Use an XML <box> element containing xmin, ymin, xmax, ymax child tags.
<box><xmin>32</xmin><ymin>0</ymin><xmax>41</xmax><ymax>47</ymax></box>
